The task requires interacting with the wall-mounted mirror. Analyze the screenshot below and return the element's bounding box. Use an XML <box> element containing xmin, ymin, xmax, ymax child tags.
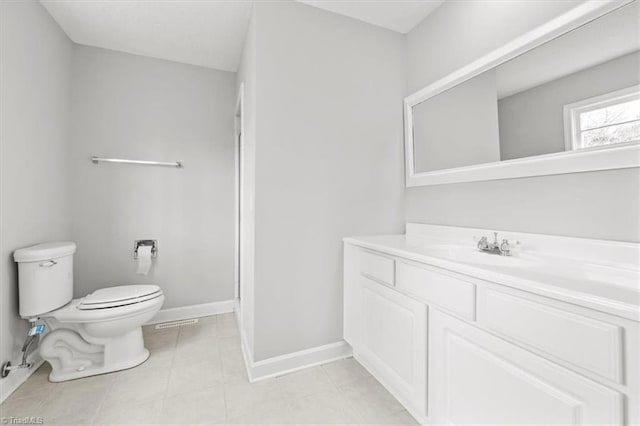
<box><xmin>404</xmin><ymin>0</ymin><xmax>640</xmax><ymax>187</ymax></box>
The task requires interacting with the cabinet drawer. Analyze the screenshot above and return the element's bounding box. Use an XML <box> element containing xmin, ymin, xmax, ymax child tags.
<box><xmin>478</xmin><ymin>288</ymin><xmax>623</xmax><ymax>383</ymax></box>
<box><xmin>360</xmin><ymin>250</ymin><xmax>395</xmax><ymax>286</ymax></box>
<box><xmin>396</xmin><ymin>262</ymin><xmax>475</xmax><ymax>320</ymax></box>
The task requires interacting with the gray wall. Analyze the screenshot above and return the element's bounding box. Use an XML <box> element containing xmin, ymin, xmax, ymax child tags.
<box><xmin>499</xmin><ymin>51</ymin><xmax>640</xmax><ymax>160</ymax></box>
<box><xmin>406</xmin><ymin>0</ymin><xmax>640</xmax><ymax>242</ymax></box>
<box><xmin>413</xmin><ymin>70</ymin><xmax>500</xmax><ymax>172</ymax></box>
<box><xmin>69</xmin><ymin>46</ymin><xmax>236</xmax><ymax>308</ymax></box>
<box><xmin>0</xmin><ymin>0</ymin><xmax>73</xmax><ymax>400</ymax></box>
<box><xmin>252</xmin><ymin>0</ymin><xmax>406</xmax><ymax>361</ymax></box>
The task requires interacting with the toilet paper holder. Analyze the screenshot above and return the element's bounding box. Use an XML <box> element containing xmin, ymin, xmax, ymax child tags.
<box><xmin>134</xmin><ymin>240</ymin><xmax>158</xmax><ymax>259</ymax></box>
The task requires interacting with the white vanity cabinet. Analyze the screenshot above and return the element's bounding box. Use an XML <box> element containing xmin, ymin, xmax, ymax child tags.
<box><xmin>343</xmin><ymin>245</ymin><xmax>428</xmax><ymax>417</ymax></box>
<box><xmin>343</xmin><ymin>234</ymin><xmax>639</xmax><ymax>425</ymax></box>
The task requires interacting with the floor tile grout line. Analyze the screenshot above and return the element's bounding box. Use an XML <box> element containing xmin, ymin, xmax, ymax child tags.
<box><xmin>85</xmin><ymin>377</ymin><xmax>112</xmax><ymax>426</ymax></box>
<box><xmin>334</xmin><ymin>382</ymin><xmax>367</xmax><ymax>424</ymax></box>
<box><xmin>321</xmin><ymin>358</ymin><xmax>372</xmax><ymax>389</ymax></box>
<box><xmin>213</xmin><ymin>332</ymin><xmax>230</xmax><ymax>423</ymax></box>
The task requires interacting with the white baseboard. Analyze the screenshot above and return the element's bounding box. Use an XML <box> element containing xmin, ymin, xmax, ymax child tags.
<box><xmin>145</xmin><ymin>299</ymin><xmax>235</xmax><ymax>325</ymax></box>
<box><xmin>240</xmin><ymin>331</ymin><xmax>352</xmax><ymax>382</ymax></box>
<box><xmin>0</xmin><ymin>357</ymin><xmax>45</xmax><ymax>404</ymax></box>
<box><xmin>240</xmin><ymin>328</ymin><xmax>255</xmax><ymax>380</ymax></box>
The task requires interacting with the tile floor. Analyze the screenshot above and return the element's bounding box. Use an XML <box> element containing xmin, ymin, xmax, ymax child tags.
<box><xmin>0</xmin><ymin>313</ymin><xmax>418</xmax><ymax>425</ymax></box>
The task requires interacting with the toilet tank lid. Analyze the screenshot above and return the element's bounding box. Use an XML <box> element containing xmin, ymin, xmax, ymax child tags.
<box><xmin>14</xmin><ymin>242</ymin><xmax>77</xmax><ymax>263</ymax></box>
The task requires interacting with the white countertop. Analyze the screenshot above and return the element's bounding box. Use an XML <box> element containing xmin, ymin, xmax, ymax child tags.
<box><xmin>344</xmin><ymin>231</ymin><xmax>640</xmax><ymax>322</ymax></box>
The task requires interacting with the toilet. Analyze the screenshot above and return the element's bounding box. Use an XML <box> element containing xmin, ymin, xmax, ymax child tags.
<box><xmin>13</xmin><ymin>242</ymin><xmax>164</xmax><ymax>382</ymax></box>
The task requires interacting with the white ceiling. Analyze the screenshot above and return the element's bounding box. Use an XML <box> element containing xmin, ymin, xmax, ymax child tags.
<box><xmin>297</xmin><ymin>0</ymin><xmax>445</xmax><ymax>34</ymax></box>
<box><xmin>40</xmin><ymin>0</ymin><xmax>253</xmax><ymax>72</ymax></box>
<box><xmin>40</xmin><ymin>0</ymin><xmax>444</xmax><ymax>72</ymax></box>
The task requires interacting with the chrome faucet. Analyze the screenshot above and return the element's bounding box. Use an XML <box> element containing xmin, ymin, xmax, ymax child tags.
<box><xmin>477</xmin><ymin>232</ymin><xmax>512</xmax><ymax>256</ymax></box>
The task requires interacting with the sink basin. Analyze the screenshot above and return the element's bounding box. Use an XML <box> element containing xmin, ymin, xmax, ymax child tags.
<box><xmin>537</xmin><ymin>260</ymin><xmax>639</xmax><ymax>290</ymax></box>
<box><xmin>419</xmin><ymin>244</ymin><xmax>639</xmax><ymax>293</ymax></box>
<box><xmin>420</xmin><ymin>244</ymin><xmax>535</xmax><ymax>268</ymax></box>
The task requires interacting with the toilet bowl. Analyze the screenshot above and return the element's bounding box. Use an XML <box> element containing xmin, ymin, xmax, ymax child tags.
<box><xmin>13</xmin><ymin>242</ymin><xmax>164</xmax><ymax>382</ymax></box>
<box><xmin>39</xmin><ymin>285</ymin><xmax>164</xmax><ymax>381</ymax></box>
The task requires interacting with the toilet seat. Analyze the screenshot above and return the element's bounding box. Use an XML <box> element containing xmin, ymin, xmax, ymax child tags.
<box><xmin>45</xmin><ymin>285</ymin><xmax>164</xmax><ymax>323</ymax></box>
<box><xmin>79</xmin><ymin>285</ymin><xmax>162</xmax><ymax>310</ymax></box>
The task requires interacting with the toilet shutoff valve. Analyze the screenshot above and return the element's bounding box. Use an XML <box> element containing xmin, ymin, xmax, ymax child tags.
<box><xmin>28</xmin><ymin>324</ymin><xmax>45</xmax><ymax>336</ymax></box>
<box><xmin>1</xmin><ymin>323</ymin><xmax>45</xmax><ymax>378</ymax></box>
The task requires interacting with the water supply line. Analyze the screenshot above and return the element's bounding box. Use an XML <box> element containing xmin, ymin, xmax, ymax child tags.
<box><xmin>1</xmin><ymin>320</ymin><xmax>43</xmax><ymax>378</ymax></box>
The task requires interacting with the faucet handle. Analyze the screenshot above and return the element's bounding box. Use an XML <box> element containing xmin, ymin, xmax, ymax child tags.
<box><xmin>476</xmin><ymin>236</ymin><xmax>489</xmax><ymax>250</ymax></box>
<box><xmin>500</xmin><ymin>239</ymin><xmax>511</xmax><ymax>256</ymax></box>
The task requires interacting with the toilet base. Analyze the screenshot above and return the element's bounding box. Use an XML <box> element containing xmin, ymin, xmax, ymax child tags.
<box><xmin>40</xmin><ymin>325</ymin><xmax>151</xmax><ymax>382</ymax></box>
<box><xmin>48</xmin><ymin>348</ymin><xmax>149</xmax><ymax>382</ymax></box>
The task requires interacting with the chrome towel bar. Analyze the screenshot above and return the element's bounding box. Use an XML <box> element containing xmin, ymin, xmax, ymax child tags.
<box><xmin>91</xmin><ymin>156</ymin><xmax>183</xmax><ymax>168</ymax></box>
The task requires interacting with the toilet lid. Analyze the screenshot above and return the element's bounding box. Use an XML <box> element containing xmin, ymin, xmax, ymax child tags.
<box><xmin>78</xmin><ymin>285</ymin><xmax>162</xmax><ymax>310</ymax></box>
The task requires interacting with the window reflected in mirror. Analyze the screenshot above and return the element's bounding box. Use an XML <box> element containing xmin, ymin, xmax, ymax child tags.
<box><xmin>564</xmin><ymin>87</ymin><xmax>640</xmax><ymax>151</ymax></box>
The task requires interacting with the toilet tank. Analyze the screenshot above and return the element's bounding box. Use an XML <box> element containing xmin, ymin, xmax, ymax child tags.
<box><xmin>13</xmin><ymin>242</ymin><xmax>76</xmax><ymax>319</ymax></box>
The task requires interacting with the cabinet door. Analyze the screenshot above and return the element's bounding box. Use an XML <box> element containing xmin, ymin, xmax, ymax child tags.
<box><xmin>429</xmin><ymin>309</ymin><xmax>623</xmax><ymax>425</ymax></box>
<box><xmin>359</xmin><ymin>277</ymin><xmax>427</xmax><ymax>416</ymax></box>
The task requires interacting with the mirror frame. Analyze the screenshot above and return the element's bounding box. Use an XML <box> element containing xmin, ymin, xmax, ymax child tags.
<box><xmin>404</xmin><ymin>0</ymin><xmax>640</xmax><ymax>187</ymax></box>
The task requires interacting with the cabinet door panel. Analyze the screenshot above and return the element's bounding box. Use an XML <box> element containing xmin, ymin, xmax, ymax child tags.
<box><xmin>430</xmin><ymin>310</ymin><xmax>622</xmax><ymax>425</ymax></box>
<box><xmin>359</xmin><ymin>278</ymin><xmax>427</xmax><ymax>416</ymax></box>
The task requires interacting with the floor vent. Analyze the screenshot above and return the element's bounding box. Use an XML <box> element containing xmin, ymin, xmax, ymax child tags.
<box><xmin>154</xmin><ymin>318</ymin><xmax>199</xmax><ymax>330</ymax></box>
